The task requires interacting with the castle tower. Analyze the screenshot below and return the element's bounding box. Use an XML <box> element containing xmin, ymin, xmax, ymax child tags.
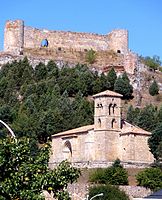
<box><xmin>108</xmin><ymin>29</ymin><xmax>128</xmax><ymax>54</ymax></box>
<box><xmin>93</xmin><ymin>90</ymin><xmax>123</xmax><ymax>161</ymax></box>
<box><xmin>4</xmin><ymin>20</ymin><xmax>24</xmax><ymax>54</ymax></box>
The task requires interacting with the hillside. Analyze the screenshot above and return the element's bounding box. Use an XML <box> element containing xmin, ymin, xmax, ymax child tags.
<box><xmin>24</xmin><ymin>47</ymin><xmax>125</xmax><ymax>72</ymax></box>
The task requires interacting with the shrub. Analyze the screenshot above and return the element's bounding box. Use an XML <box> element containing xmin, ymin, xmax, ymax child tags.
<box><xmin>88</xmin><ymin>185</ymin><xmax>130</xmax><ymax>200</ymax></box>
<box><xmin>136</xmin><ymin>167</ymin><xmax>162</xmax><ymax>191</ymax></box>
<box><xmin>89</xmin><ymin>159</ymin><xmax>128</xmax><ymax>185</ymax></box>
<box><xmin>86</xmin><ymin>48</ymin><xmax>97</xmax><ymax>64</ymax></box>
<box><xmin>104</xmin><ymin>166</ymin><xmax>128</xmax><ymax>185</ymax></box>
<box><xmin>89</xmin><ymin>168</ymin><xmax>106</xmax><ymax>184</ymax></box>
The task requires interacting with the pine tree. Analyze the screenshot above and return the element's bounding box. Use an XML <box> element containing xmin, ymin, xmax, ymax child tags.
<box><xmin>149</xmin><ymin>80</ymin><xmax>159</xmax><ymax>96</ymax></box>
<box><xmin>106</xmin><ymin>67</ymin><xmax>117</xmax><ymax>90</ymax></box>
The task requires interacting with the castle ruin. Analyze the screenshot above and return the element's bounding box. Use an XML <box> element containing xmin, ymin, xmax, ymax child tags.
<box><xmin>3</xmin><ymin>19</ymin><xmax>138</xmax><ymax>74</ymax></box>
<box><xmin>4</xmin><ymin>19</ymin><xmax>129</xmax><ymax>54</ymax></box>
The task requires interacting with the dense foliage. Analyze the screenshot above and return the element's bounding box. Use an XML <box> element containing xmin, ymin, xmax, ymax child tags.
<box><xmin>126</xmin><ymin>104</ymin><xmax>162</xmax><ymax>132</ymax></box>
<box><xmin>0</xmin><ymin>137</ymin><xmax>80</xmax><ymax>200</ymax></box>
<box><xmin>0</xmin><ymin>58</ymin><xmax>132</xmax><ymax>143</ymax></box>
<box><xmin>114</xmin><ymin>72</ymin><xmax>133</xmax><ymax>99</ymax></box>
<box><xmin>136</xmin><ymin>167</ymin><xmax>162</xmax><ymax>191</ymax></box>
<box><xmin>88</xmin><ymin>185</ymin><xmax>129</xmax><ymax>200</ymax></box>
<box><xmin>148</xmin><ymin>123</ymin><xmax>162</xmax><ymax>160</ymax></box>
<box><xmin>149</xmin><ymin>80</ymin><xmax>159</xmax><ymax>96</ymax></box>
<box><xmin>89</xmin><ymin>159</ymin><xmax>128</xmax><ymax>185</ymax></box>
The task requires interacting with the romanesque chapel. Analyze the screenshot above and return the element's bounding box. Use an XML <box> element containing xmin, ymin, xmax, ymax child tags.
<box><xmin>49</xmin><ymin>90</ymin><xmax>154</xmax><ymax>168</ymax></box>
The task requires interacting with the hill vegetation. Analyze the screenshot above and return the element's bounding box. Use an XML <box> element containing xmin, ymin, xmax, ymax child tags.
<box><xmin>0</xmin><ymin>56</ymin><xmax>162</xmax><ymax>161</ymax></box>
<box><xmin>0</xmin><ymin>57</ymin><xmax>133</xmax><ymax>143</ymax></box>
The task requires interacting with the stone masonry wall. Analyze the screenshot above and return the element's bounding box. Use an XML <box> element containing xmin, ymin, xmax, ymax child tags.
<box><xmin>43</xmin><ymin>184</ymin><xmax>152</xmax><ymax>200</ymax></box>
<box><xmin>3</xmin><ymin>20</ymin><xmax>139</xmax><ymax>74</ymax></box>
<box><xmin>4</xmin><ymin>20</ymin><xmax>128</xmax><ymax>55</ymax></box>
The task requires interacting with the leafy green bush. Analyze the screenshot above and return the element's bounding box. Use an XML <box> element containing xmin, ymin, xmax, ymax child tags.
<box><xmin>89</xmin><ymin>159</ymin><xmax>128</xmax><ymax>185</ymax></box>
<box><xmin>104</xmin><ymin>166</ymin><xmax>128</xmax><ymax>185</ymax></box>
<box><xmin>88</xmin><ymin>185</ymin><xmax>130</xmax><ymax>200</ymax></box>
<box><xmin>136</xmin><ymin>167</ymin><xmax>162</xmax><ymax>191</ymax></box>
<box><xmin>89</xmin><ymin>168</ymin><xmax>106</xmax><ymax>184</ymax></box>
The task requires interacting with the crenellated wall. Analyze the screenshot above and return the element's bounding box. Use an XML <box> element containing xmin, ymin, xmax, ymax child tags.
<box><xmin>4</xmin><ymin>19</ymin><xmax>128</xmax><ymax>55</ymax></box>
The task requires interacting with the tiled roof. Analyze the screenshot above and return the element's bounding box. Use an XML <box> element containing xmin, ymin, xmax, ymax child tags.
<box><xmin>93</xmin><ymin>90</ymin><xmax>123</xmax><ymax>98</ymax></box>
<box><xmin>52</xmin><ymin>124</ymin><xmax>94</xmax><ymax>138</ymax></box>
<box><xmin>121</xmin><ymin>121</ymin><xmax>151</xmax><ymax>136</ymax></box>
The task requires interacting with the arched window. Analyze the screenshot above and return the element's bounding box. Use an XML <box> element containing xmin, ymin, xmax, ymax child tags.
<box><xmin>41</xmin><ymin>39</ymin><xmax>48</xmax><ymax>47</ymax></box>
<box><xmin>109</xmin><ymin>103</ymin><xmax>112</xmax><ymax>115</ymax></box>
<box><xmin>117</xmin><ymin>50</ymin><xmax>121</xmax><ymax>53</ymax></box>
<box><xmin>63</xmin><ymin>140</ymin><xmax>72</xmax><ymax>160</ymax></box>
<box><xmin>112</xmin><ymin>104</ymin><xmax>117</xmax><ymax>114</ymax></box>
<box><xmin>111</xmin><ymin>118</ymin><xmax>116</xmax><ymax>128</ymax></box>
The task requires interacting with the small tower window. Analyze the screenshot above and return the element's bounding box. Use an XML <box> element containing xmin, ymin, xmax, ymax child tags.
<box><xmin>109</xmin><ymin>103</ymin><xmax>112</xmax><ymax>115</ymax></box>
<box><xmin>117</xmin><ymin>50</ymin><xmax>121</xmax><ymax>53</ymax></box>
<box><xmin>111</xmin><ymin>118</ymin><xmax>116</xmax><ymax>128</ymax></box>
<box><xmin>112</xmin><ymin>104</ymin><xmax>117</xmax><ymax>114</ymax></box>
<box><xmin>98</xmin><ymin>118</ymin><xmax>101</xmax><ymax>127</ymax></box>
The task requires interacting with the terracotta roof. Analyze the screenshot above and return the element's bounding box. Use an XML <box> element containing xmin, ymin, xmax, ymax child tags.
<box><xmin>93</xmin><ymin>90</ymin><xmax>123</xmax><ymax>98</ymax></box>
<box><xmin>52</xmin><ymin>124</ymin><xmax>94</xmax><ymax>138</ymax></box>
<box><xmin>121</xmin><ymin>121</ymin><xmax>151</xmax><ymax>136</ymax></box>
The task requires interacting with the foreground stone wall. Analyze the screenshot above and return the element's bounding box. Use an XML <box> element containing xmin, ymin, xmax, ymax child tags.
<box><xmin>44</xmin><ymin>184</ymin><xmax>152</xmax><ymax>200</ymax></box>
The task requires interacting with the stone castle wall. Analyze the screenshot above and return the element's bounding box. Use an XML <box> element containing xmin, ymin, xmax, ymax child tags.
<box><xmin>4</xmin><ymin>19</ymin><xmax>128</xmax><ymax>55</ymax></box>
<box><xmin>3</xmin><ymin>19</ymin><xmax>138</xmax><ymax>74</ymax></box>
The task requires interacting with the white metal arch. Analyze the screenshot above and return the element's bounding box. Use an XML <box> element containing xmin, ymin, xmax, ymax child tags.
<box><xmin>0</xmin><ymin>120</ymin><xmax>16</xmax><ymax>138</ymax></box>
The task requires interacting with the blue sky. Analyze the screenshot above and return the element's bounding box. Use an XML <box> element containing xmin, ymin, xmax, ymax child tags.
<box><xmin>0</xmin><ymin>0</ymin><xmax>162</xmax><ymax>59</ymax></box>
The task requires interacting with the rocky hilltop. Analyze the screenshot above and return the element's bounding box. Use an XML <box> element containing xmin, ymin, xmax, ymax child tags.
<box><xmin>1</xmin><ymin>19</ymin><xmax>162</xmax><ymax>107</ymax></box>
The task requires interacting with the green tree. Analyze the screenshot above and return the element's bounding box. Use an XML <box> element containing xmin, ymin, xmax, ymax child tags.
<box><xmin>114</xmin><ymin>74</ymin><xmax>133</xmax><ymax>99</ymax></box>
<box><xmin>126</xmin><ymin>105</ymin><xmax>135</xmax><ymax>124</ymax></box>
<box><xmin>89</xmin><ymin>185</ymin><xmax>129</xmax><ymax>200</ymax></box>
<box><xmin>149</xmin><ymin>80</ymin><xmax>159</xmax><ymax>96</ymax></box>
<box><xmin>34</xmin><ymin>62</ymin><xmax>47</xmax><ymax>82</ymax></box>
<box><xmin>135</xmin><ymin>104</ymin><xmax>158</xmax><ymax>132</ymax></box>
<box><xmin>106</xmin><ymin>67</ymin><xmax>117</xmax><ymax>90</ymax></box>
<box><xmin>0</xmin><ymin>137</ymin><xmax>80</xmax><ymax>200</ymax></box>
<box><xmin>136</xmin><ymin>168</ymin><xmax>162</xmax><ymax>191</ymax></box>
<box><xmin>85</xmin><ymin>48</ymin><xmax>97</xmax><ymax>64</ymax></box>
<box><xmin>148</xmin><ymin>123</ymin><xmax>162</xmax><ymax>160</ymax></box>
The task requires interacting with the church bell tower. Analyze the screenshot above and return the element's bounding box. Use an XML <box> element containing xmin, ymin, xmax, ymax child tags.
<box><xmin>93</xmin><ymin>90</ymin><xmax>123</xmax><ymax>161</ymax></box>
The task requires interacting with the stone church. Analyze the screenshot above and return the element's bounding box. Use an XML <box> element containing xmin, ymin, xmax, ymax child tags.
<box><xmin>49</xmin><ymin>90</ymin><xmax>154</xmax><ymax>168</ymax></box>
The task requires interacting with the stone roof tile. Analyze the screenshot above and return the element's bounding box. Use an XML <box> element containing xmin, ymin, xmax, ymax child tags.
<box><xmin>93</xmin><ymin>90</ymin><xmax>123</xmax><ymax>98</ymax></box>
<box><xmin>52</xmin><ymin>124</ymin><xmax>94</xmax><ymax>138</ymax></box>
<box><xmin>121</xmin><ymin>121</ymin><xmax>151</xmax><ymax>136</ymax></box>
